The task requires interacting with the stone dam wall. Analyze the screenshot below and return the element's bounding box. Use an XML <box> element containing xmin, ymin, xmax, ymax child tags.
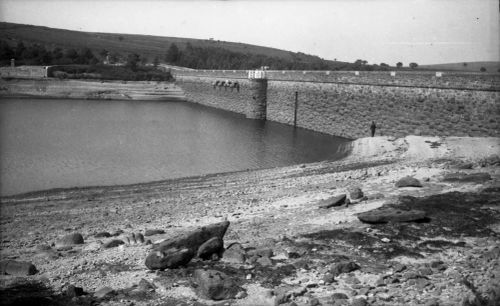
<box><xmin>174</xmin><ymin>70</ymin><xmax>500</xmax><ymax>139</ymax></box>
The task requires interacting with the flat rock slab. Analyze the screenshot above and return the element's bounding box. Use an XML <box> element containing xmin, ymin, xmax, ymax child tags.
<box><xmin>318</xmin><ymin>194</ymin><xmax>347</xmax><ymax>209</ymax></box>
<box><xmin>395</xmin><ymin>177</ymin><xmax>422</xmax><ymax>188</ymax></box>
<box><xmin>442</xmin><ymin>172</ymin><xmax>492</xmax><ymax>183</ymax></box>
<box><xmin>357</xmin><ymin>206</ymin><xmax>427</xmax><ymax>224</ymax></box>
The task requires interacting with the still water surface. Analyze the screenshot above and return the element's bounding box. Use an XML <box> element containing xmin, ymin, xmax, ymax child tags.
<box><xmin>0</xmin><ymin>98</ymin><xmax>350</xmax><ymax>196</ymax></box>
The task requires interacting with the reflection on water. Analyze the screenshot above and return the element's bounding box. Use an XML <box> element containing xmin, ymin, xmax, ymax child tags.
<box><xmin>0</xmin><ymin>98</ymin><xmax>351</xmax><ymax>196</ymax></box>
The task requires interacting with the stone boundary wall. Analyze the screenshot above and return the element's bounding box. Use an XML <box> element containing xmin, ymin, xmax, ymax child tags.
<box><xmin>174</xmin><ymin>70</ymin><xmax>500</xmax><ymax>139</ymax></box>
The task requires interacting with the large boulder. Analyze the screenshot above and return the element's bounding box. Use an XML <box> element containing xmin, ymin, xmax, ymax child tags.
<box><xmin>145</xmin><ymin>247</ymin><xmax>195</xmax><ymax>270</ymax></box>
<box><xmin>357</xmin><ymin>206</ymin><xmax>426</xmax><ymax>224</ymax></box>
<box><xmin>193</xmin><ymin>269</ymin><xmax>244</xmax><ymax>300</ymax></box>
<box><xmin>152</xmin><ymin>221</ymin><xmax>229</xmax><ymax>252</ymax></box>
<box><xmin>318</xmin><ymin>194</ymin><xmax>347</xmax><ymax>209</ymax></box>
<box><xmin>145</xmin><ymin>221</ymin><xmax>230</xmax><ymax>270</ymax></box>
<box><xmin>330</xmin><ymin>261</ymin><xmax>360</xmax><ymax>277</ymax></box>
<box><xmin>395</xmin><ymin>177</ymin><xmax>422</xmax><ymax>188</ymax></box>
<box><xmin>0</xmin><ymin>260</ymin><xmax>37</xmax><ymax>276</ymax></box>
<box><xmin>55</xmin><ymin>233</ymin><xmax>84</xmax><ymax>247</ymax></box>
<box><xmin>442</xmin><ymin>172</ymin><xmax>492</xmax><ymax>183</ymax></box>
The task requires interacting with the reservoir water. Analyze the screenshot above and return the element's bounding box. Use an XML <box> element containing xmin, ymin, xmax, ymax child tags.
<box><xmin>0</xmin><ymin>98</ymin><xmax>350</xmax><ymax>196</ymax></box>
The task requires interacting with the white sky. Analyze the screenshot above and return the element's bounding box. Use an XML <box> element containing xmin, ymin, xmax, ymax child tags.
<box><xmin>0</xmin><ymin>0</ymin><xmax>498</xmax><ymax>65</ymax></box>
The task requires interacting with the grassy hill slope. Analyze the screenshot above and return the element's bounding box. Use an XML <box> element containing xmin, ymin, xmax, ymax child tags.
<box><xmin>0</xmin><ymin>22</ymin><xmax>344</xmax><ymax>67</ymax></box>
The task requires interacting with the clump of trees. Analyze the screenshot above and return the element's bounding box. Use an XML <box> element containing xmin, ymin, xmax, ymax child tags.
<box><xmin>0</xmin><ymin>40</ymin><xmax>172</xmax><ymax>81</ymax></box>
<box><xmin>162</xmin><ymin>43</ymin><xmax>393</xmax><ymax>71</ymax></box>
<box><xmin>0</xmin><ymin>40</ymin><xmax>106</xmax><ymax>66</ymax></box>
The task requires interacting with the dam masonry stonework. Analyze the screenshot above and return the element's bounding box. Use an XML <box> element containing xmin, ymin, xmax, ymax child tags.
<box><xmin>174</xmin><ymin>70</ymin><xmax>500</xmax><ymax>139</ymax></box>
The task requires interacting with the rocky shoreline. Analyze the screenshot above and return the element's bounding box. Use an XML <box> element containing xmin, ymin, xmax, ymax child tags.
<box><xmin>1</xmin><ymin>136</ymin><xmax>499</xmax><ymax>306</ymax></box>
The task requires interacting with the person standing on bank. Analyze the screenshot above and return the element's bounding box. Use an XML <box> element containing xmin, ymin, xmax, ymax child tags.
<box><xmin>370</xmin><ymin>121</ymin><xmax>377</xmax><ymax>137</ymax></box>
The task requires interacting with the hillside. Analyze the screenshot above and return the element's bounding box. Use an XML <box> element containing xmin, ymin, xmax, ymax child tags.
<box><xmin>420</xmin><ymin>61</ymin><xmax>500</xmax><ymax>73</ymax></box>
<box><xmin>0</xmin><ymin>22</ymin><xmax>352</xmax><ymax>69</ymax></box>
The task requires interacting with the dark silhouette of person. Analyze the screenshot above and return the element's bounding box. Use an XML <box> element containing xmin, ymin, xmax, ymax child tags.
<box><xmin>370</xmin><ymin>121</ymin><xmax>377</xmax><ymax>137</ymax></box>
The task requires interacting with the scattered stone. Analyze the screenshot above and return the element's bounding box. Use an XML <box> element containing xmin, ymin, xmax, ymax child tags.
<box><xmin>102</xmin><ymin>239</ymin><xmax>125</xmax><ymax>249</ymax></box>
<box><xmin>64</xmin><ymin>285</ymin><xmax>85</xmax><ymax>297</ymax></box>
<box><xmin>145</xmin><ymin>247</ymin><xmax>195</xmax><ymax>270</ymax></box>
<box><xmin>403</xmin><ymin>271</ymin><xmax>419</xmax><ymax>280</ymax></box>
<box><xmin>197</xmin><ymin>237</ymin><xmax>223</xmax><ymax>260</ymax></box>
<box><xmin>322</xmin><ymin>272</ymin><xmax>335</xmax><ymax>284</ymax></box>
<box><xmin>247</xmin><ymin>248</ymin><xmax>274</xmax><ymax>258</ymax></box>
<box><xmin>457</xmin><ymin>162</ymin><xmax>474</xmax><ymax>170</ymax></box>
<box><xmin>94</xmin><ymin>286</ymin><xmax>115</xmax><ymax>299</ymax></box>
<box><xmin>415</xmin><ymin>278</ymin><xmax>431</xmax><ymax>289</ymax></box>
<box><xmin>332</xmin><ymin>292</ymin><xmax>348</xmax><ymax>300</ymax></box>
<box><xmin>330</xmin><ymin>261</ymin><xmax>360</xmax><ymax>277</ymax></box>
<box><xmin>418</xmin><ymin>267</ymin><xmax>433</xmax><ymax>276</ymax></box>
<box><xmin>370</xmin><ymin>193</ymin><xmax>385</xmax><ymax>199</ymax></box>
<box><xmin>145</xmin><ymin>229</ymin><xmax>165</xmax><ymax>236</ymax></box>
<box><xmin>0</xmin><ymin>260</ymin><xmax>37</xmax><ymax>276</ymax></box>
<box><xmin>256</xmin><ymin>256</ymin><xmax>273</xmax><ymax>267</ymax></box>
<box><xmin>424</xmin><ymin>298</ymin><xmax>440</xmax><ymax>306</ymax></box>
<box><xmin>55</xmin><ymin>233</ymin><xmax>84</xmax><ymax>247</ymax></box>
<box><xmin>309</xmin><ymin>297</ymin><xmax>321</xmax><ymax>306</ymax></box>
<box><xmin>357</xmin><ymin>287</ymin><xmax>370</xmax><ymax>296</ymax></box>
<box><xmin>442</xmin><ymin>172</ymin><xmax>491</xmax><ymax>183</ymax></box>
<box><xmin>318</xmin><ymin>194</ymin><xmax>347</xmax><ymax>209</ymax></box>
<box><xmin>381</xmin><ymin>237</ymin><xmax>391</xmax><ymax>243</ymax></box>
<box><xmin>193</xmin><ymin>269</ymin><xmax>244</xmax><ymax>300</ymax></box>
<box><xmin>351</xmin><ymin>297</ymin><xmax>368</xmax><ymax>306</ymax></box>
<box><xmin>348</xmin><ymin>187</ymin><xmax>364</xmax><ymax>200</ymax></box>
<box><xmin>395</xmin><ymin>176</ymin><xmax>423</xmax><ymax>188</ymax></box>
<box><xmin>393</xmin><ymin>263</ymin><xmax>407</xmax><ymax>273</ymax></box>
<box><xmin>357</xmin><ymin>206</ymin><xmax>426</xmax><ymax>224</ymax></box>
<box><xmin>124</xmin><ymin>233</ymin><xmax>145</xmax><ymax>245</ymax></box>
<box><xmin>430</xmin><ymin>260</ymin><xmax>447</xmax><ymax>271</ymax></box>
<box><xmin>84</xmin><ymin>241</ymin><xmax>102</xmax><ymax>252</ymax></box>
<box><xmin>222</xmin><ymin>242</ymin><xmax>246</xmax><ymax>264</ymax></box>
<box><xmin>138</xmin><ymin>278</ymin><xmax>156</xmax><ymax>291</ymax></box>
<box><xmin>111</xmin><ymin>229</ymin><xmax>123</xmax><ymax>237</ymax></box>
<box><xmin>95</xmin><ymin>232</ymin><xmax>111</xmax><ymax>238</ymax></box>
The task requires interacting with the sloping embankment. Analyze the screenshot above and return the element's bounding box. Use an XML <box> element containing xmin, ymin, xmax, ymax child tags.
<box><xmin>0</xmin><ymin>78</ymin><xmax>186</xmax><ymax>101</ymax></box>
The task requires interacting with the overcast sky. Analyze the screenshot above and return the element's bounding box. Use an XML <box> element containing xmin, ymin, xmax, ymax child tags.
<box><xmin>0</xmin><ymin>0</ymin><xmax>498</xmax><ymax>65</ymax></box>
